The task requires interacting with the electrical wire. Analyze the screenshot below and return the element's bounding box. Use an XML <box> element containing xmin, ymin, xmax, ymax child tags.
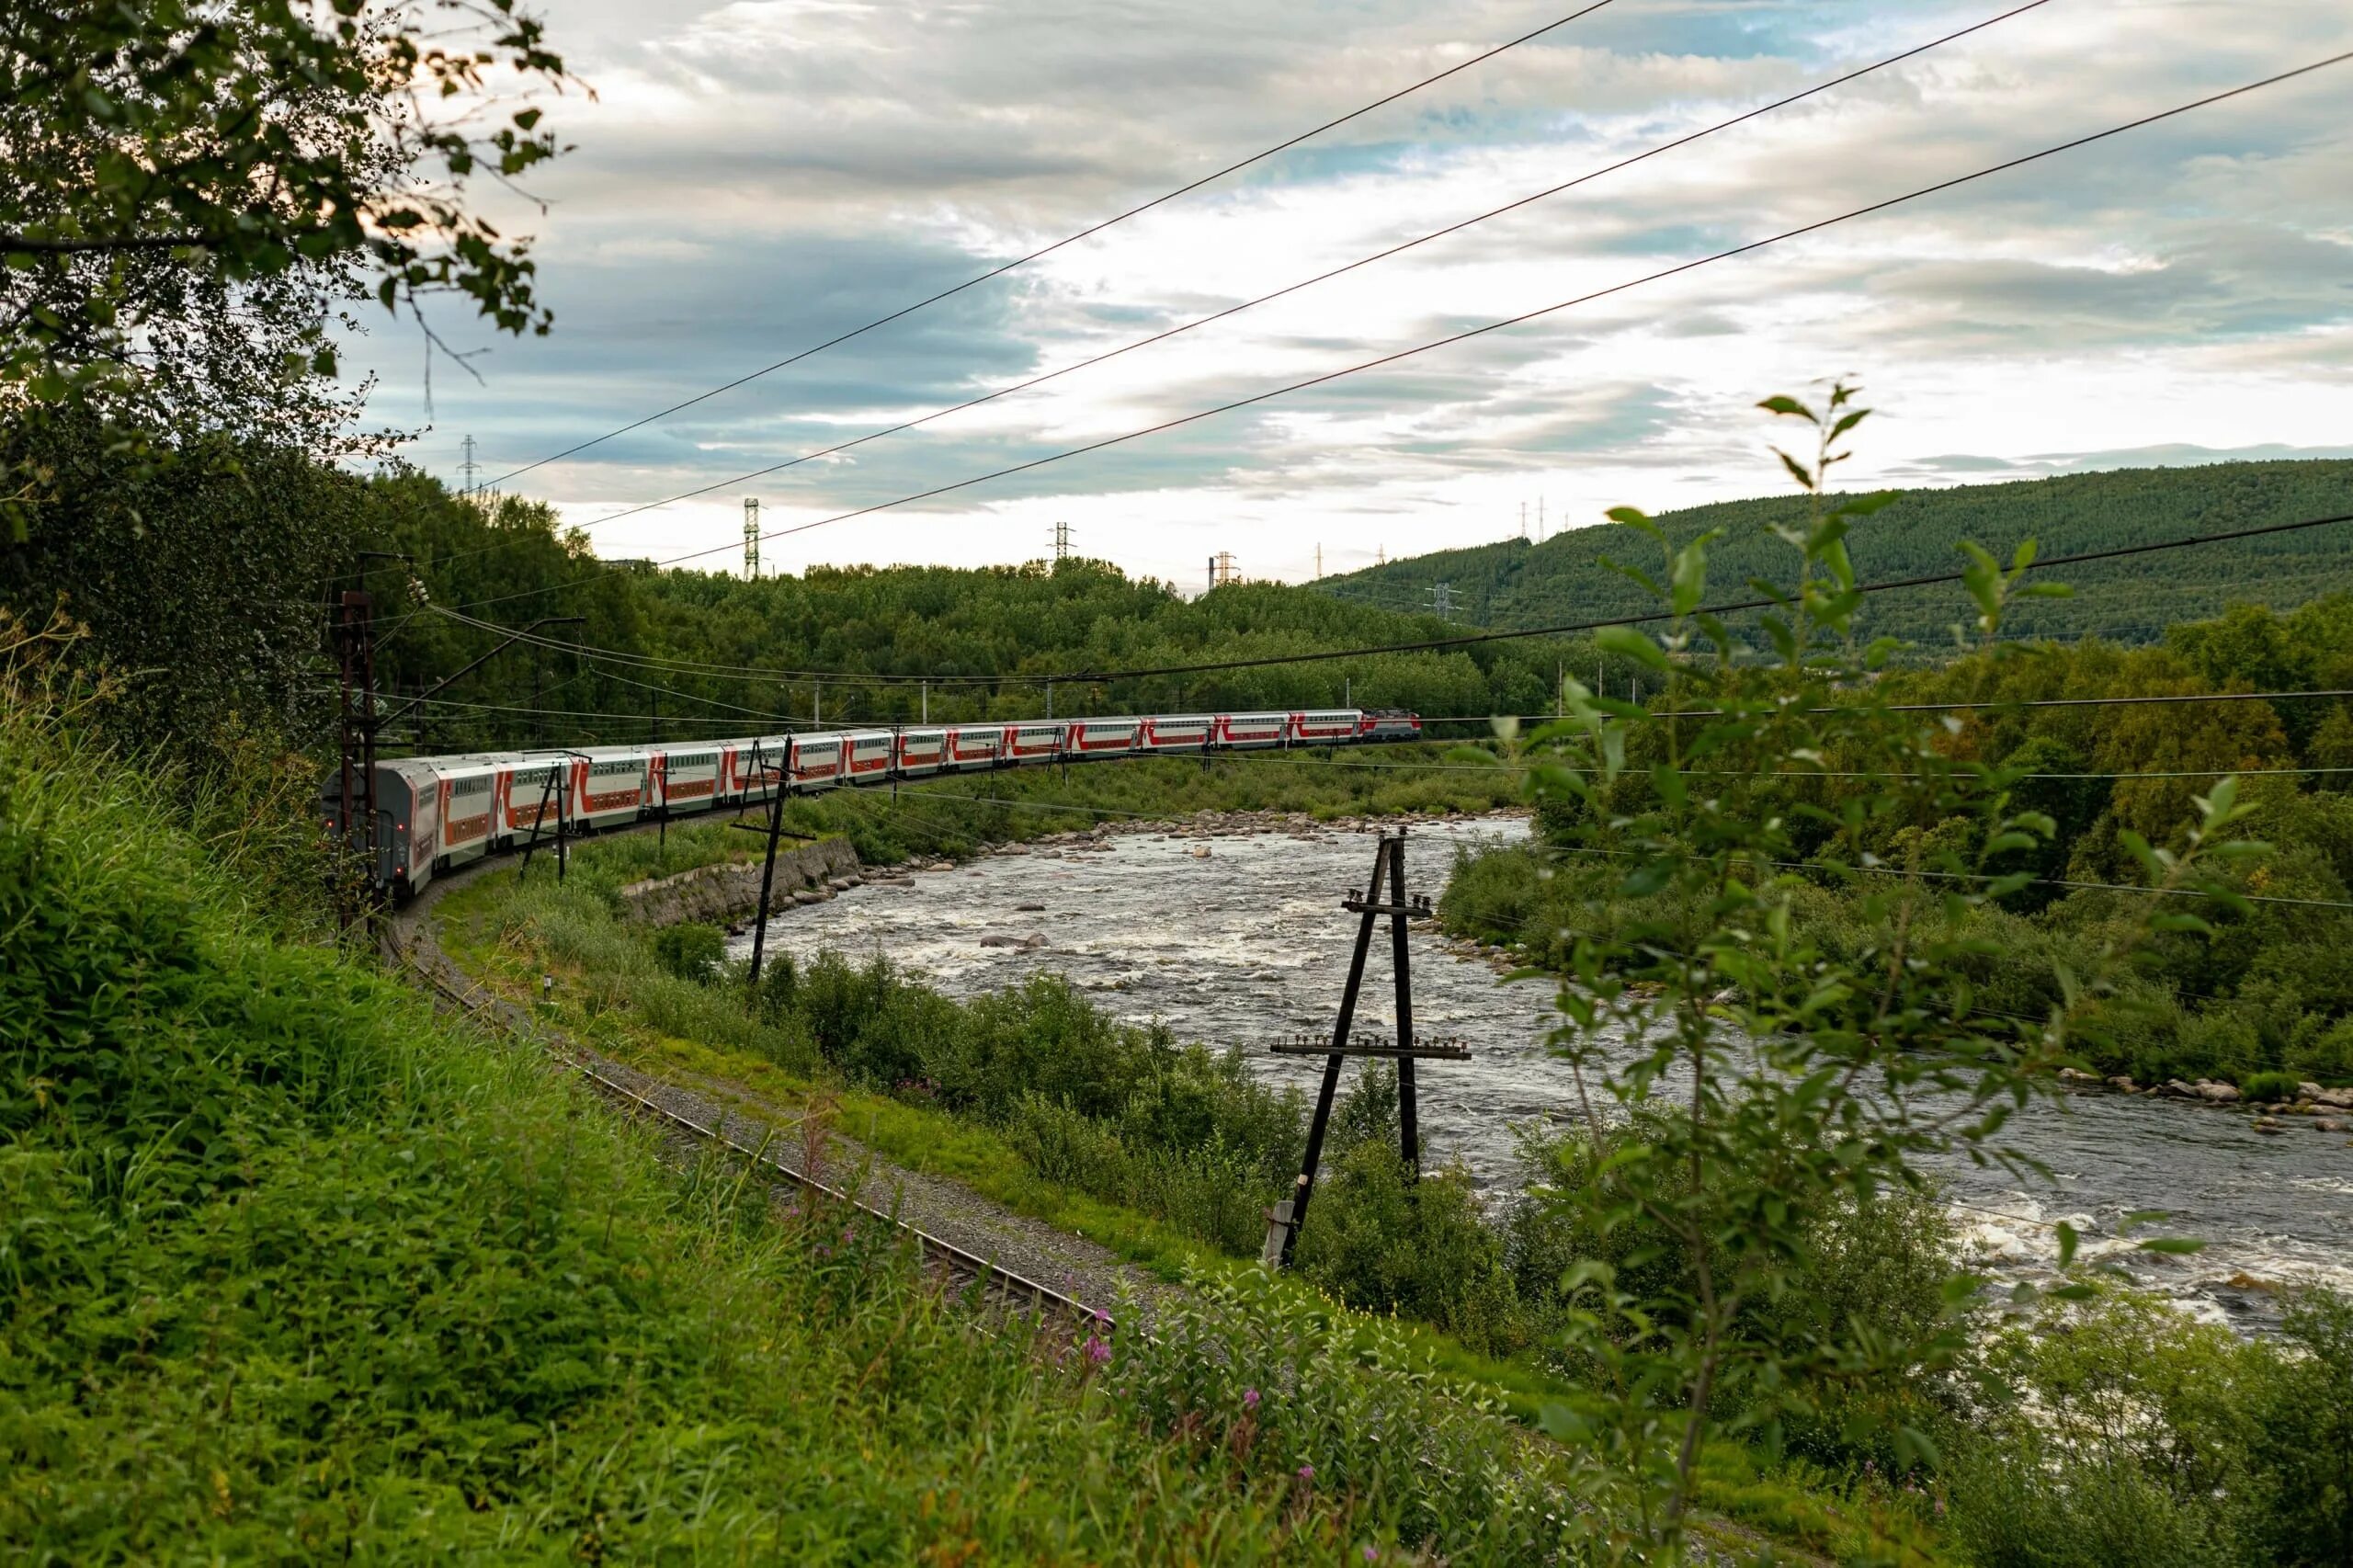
<box><xmin>427</xmin><ymin>1</ymin><xmax>2050</xmax><ymax>580</ymax></box>
<box><xmin>1040</xmin><ymin>511</ymin><xmax>2353</xmax><ymax>684</ymax></box>
<box><xmin>1527</xmin><ymin>840</ymin><xmax>2353</xmax><ymax>912</ymax></box>
<box><xmin>474</xmin><ymin>1</ymin><xmax>1622</xmax><ymax>493</ymax></box>
<box><xmin>1404</xmin><ymin>686</ymin><xmax>2353</xmax><ymax>724</ymax></box>
<box><xmin>449</xmin><ymin>50</ymin><xmax>2353</xmax><ymax>616</ymax></box>
<box><xmin>1206</xmin><ymin>750</ymin><xmax>2353</xmax><ymax>783</ymax></box>
<box><xmin>425</xmin><ymin>507</ymin><xmax>2353</xmax><ymax>690</ymax></box>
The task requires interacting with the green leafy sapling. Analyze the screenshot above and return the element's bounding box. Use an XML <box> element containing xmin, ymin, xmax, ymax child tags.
<box><xmin>1511</xmin><ymin>384</ymin><xmax>2259</xmax><ymax>1555</ymax></box>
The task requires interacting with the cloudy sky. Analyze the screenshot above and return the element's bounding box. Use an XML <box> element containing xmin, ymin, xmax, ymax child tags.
<box><xmin>349</xmin><ymin>0</ymin><xmax>2353</xmax><ymax>589</ymax></box>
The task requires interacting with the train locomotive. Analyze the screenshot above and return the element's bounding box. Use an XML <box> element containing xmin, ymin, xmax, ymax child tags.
<box><xmin>324</xmin><ymin>708</ymin><xmax>1425</xmax><ymax>899</ymax></box>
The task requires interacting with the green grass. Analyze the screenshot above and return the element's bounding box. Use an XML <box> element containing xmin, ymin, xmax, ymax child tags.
<box><xmin>436</xmin><ymin>818</ymin><xmax>1954</xmax><ymax>1565</ymax></box>
<box><xmin>1</xmin><ymin>707</ymin><xmax>1611</xmax><ymax>1564</ymax></box>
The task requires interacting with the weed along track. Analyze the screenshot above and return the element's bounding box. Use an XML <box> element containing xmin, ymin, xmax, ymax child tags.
<box><xmin>383</xmin><ymin>872</ymin><xmax>1112</xmax><ymax>1333</ymax></box>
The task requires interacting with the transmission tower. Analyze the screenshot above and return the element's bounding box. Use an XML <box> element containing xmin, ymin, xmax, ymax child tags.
<box><xmin>460</xmin><ymin>435</ymin><xmax>479</xmax><ymax>496</ymax></box>
<box><xmin>1211</xmin><ymin>550</ymin><xmax>1239</xmax><ymax>588</ymax></box>
<box><xmin>744</xmin><ymin>497</ymin><xmax>761</xmax><ymax>580</ymax></box>
<box><xmin>1314</xmin><ymin>542</ymin><xmax>1323</xmax><ymax>579</ymax></box>
<box><xmin>1429</xmin><ymin>581</ymin><xmax>1455</xmax><ymax>622</ymax></box>
<box><xmin>1051</xmin><ymin>520</ymin><xmax>1071</xmax><ymax>562</ymax></box>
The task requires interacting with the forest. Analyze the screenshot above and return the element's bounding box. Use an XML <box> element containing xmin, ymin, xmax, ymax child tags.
<box><xmin>0</xmin><ymin>432</ymin><xmax>1629</xmax><ymax>763</ymax></box>
<box><xmin>1323</xmin><ymin>458</ymin><xmax>2353</xmax><ymax>646</ymax></box>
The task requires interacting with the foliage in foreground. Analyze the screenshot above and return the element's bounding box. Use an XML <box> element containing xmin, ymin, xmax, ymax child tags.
<box><xmin>1473</xmin><ymin>385</ymin><xmax>2268</xmax><ymax>1551</ymax></box>
<box><xmin>0</xmin><ymin>698</ymin><xmax>1591</xmax><ymax>1564</ymax></box>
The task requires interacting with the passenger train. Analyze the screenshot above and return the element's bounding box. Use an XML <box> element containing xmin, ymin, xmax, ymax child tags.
<box><xmin>324</xmin><ymin>708</ymin><xmax>1424</xmax><ymax>899</ymax></box>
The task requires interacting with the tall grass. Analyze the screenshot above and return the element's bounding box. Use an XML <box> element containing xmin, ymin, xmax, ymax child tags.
<box><xmin>5</xmin><ymin>701</ymin><xmax>1563</xmax><ymax>1562</ymax></box>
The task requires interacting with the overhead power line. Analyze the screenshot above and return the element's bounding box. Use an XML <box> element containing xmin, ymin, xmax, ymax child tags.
<box><xmin>472</xmin><ymin>1</ymin><xmax>2050</xmax><ymax>566</ymax></box>
<box><xmin>1040</xmin><ymin>509</ymin><xmax>2353</xmax><ymax>685</ymax></box>
<box><xmin>1407</xmin><ymin>686</ymin><xmax>2353</xmax><ymax>724</ymax></box>
<box><xmin>478</xmin><ymin>1</ymin><xmax>1622</xmax><ymax>491</ymax></box>
<box><xmin>1537</xmin><ymin>842</ymin><xmax>2353</xmax><ymax>913</ymax></box>
<box><xmin>450</xmin><ymin>49</ymin><xmax>2353</xmax><ymax>617</ymax></box>
<box><xmin>427</xmin><ymin>507</ymin><xmax>2353</xmax><ymax>692</ymax></box>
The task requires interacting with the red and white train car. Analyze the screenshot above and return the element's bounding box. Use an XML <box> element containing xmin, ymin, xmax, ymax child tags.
<box><xmin>329</xmin><ymin>703</ymin><xmax>1425</xmax><ymax>897</ymax></box>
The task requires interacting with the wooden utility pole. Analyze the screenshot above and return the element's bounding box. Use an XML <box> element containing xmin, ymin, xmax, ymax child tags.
<box><xmin>1264</xmin><ymin>828</ymin><xmax>1464</xmax><ymax>1267</ymax></box>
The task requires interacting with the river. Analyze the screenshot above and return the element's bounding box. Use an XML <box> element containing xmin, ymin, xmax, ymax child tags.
<box><xmin>731</xmin><ymin>812</ymin><xmax>2353</xmax><ymax>1330</ymax></box>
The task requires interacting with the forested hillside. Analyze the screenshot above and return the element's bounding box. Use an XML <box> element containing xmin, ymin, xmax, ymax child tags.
<box><xmin>3</xmin><ymin>449</ymin><xmax>1632</xmax><ymax>764</ymax></box>
<box><xmin>1324</xmin><ymin>460</ymin><xmax>2353</xmax><ymax>646</ymax></box>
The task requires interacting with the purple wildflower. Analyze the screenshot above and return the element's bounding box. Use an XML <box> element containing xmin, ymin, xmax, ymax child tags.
<box><xmin>1296</xmin><ymin>1463</ymin><xmax>1314</xmax><ymax>1483</ymax></box>
<box><xmin>1363</xmin><ymin>1548</ymin><xmax>1380</xmax><ymax>1562</ymax></box>
<box><xmin>1084</xmin><ymin>1335</ymin><xmax>1111</xmax><ymax>1366</ymax></box>
<box><xmin>1243</xmin><ymin>1388</ymin><xmax>1260</xmax><ymax>1410</ymax></box>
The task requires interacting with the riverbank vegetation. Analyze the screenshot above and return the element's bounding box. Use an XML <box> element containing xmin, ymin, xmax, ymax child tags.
<box><xmin>1439</xmin><ymin>589</ymin><xmax>2353</xmax><ymax>1092</ymax></box>
<box><xmin>442</xmin><ymin>767</ymin><xmax>2353</xmax><ymax>1564</ymax></box>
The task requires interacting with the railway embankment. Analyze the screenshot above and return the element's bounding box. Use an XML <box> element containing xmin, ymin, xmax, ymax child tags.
<box><xmin>399</xmin><ymin>838</ymin><xmax>1182</xmax><ymax>1322</ymax></box>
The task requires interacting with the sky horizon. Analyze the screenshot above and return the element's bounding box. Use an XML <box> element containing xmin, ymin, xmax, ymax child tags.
<box><xmin>343</xmin><ymin>0</ymin><xmax>2353</xmax><ymax>588</ymax></box>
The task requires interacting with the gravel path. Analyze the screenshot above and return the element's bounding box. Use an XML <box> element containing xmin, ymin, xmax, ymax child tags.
<box><xmin>389</xmin><ymin>846</ymin><xmax>1183</xmax><ymax>1325</ymax></box>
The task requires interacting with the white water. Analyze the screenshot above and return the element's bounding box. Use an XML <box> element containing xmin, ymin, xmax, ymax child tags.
<box><xmin>733</xmin><ymin>814</ymin><xmax>2353</xmax><ymax>1330</ymax></box>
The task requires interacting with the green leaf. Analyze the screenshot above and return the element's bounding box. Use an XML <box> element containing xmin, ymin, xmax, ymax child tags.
<box><xmin>1669</xmin><ymin>544</ymin><xmax>1708</xmax><ymax>615</ymax></box>
<box><xmin>1756</xmin><ymin>395</ymin><xmax>1817</xmax><ymax>423</ymax></box>
<box><xmin>1595</xmin><ymin>624</ymin><xmax>1669</xmax><ymax>674</ymax></box>
<box><xmin>2055</xmin><ymin>1220</ymin><xmax>2078</xmax><ymax>1268</ymax></box>
<box><xmin>1774</xmin><ymin>448</ymin><xmax>1817</xmax><ymax>493</ymax></box>
<box><xmin>2136</xmin><ymin>1236</ymin><xmax>2206</xmax><ymax>1256</ymax></box>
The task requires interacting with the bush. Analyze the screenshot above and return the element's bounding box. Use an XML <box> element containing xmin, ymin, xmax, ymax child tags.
<box><xmin>1108</xmin><ymin>1269</ymin><xmax>1613</xmax><ymax>1561</ymax></box>
<box><xmin>2241</xmin><ymin>1069</ymin><xmax>2302</xmax><ymax>1102</ymax></box>
<box><xmin>1505</xmin><ymin>1116</ymin><xmax>1962</xmax><ymax>1467</ymax></box>
<box><xmin>1297</xmin><ymin>1142</ymin><xmax>1522</xmax><ymax>1355</ymax></box>
<box><xmin>649</xmin><ymin>920</ymin><xmax>727</xmax><ymax>983</ymax></box>
<box><xmin>1945</xmin><ymin>1282</ymin><xmax>2353</xmax><ymax>1567</ymax></box>
<box><xmin>2290</xmin><ymin>1017</ymin><xmax>2353</xmax><ymax>1083</ymax></box>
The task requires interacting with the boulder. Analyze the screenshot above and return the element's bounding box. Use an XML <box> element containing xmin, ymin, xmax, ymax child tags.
<box><xmin>2196</xmin><ymin>1081</ymin><xmax>2242</xmax><ymax>1104</ymax></box>
<box><xmin>1016</xmin><ymin>903</ymin><xmax>1046</xmax><ymax>913</ymax></box>
<box><xmin>2315</xmin><ymin>1118</ymin><xmax>2347</xmax><ymax>1133</ymax></box>
<box><xmin>978</xmin><ymin>934</ymin><xmax>1023</xmax><ymax>949</ymax></box>
<box><xmin>2109</xmin><ymin>1075</ymin><xmax>2138</xmax><ymax>1092</ymax></box>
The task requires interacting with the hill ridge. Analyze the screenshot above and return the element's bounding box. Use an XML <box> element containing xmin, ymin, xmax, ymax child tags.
<box><xmin>1320</xmin><ymin>458</ymin><xmax>2353</xmax><ymax>643</ymax></box>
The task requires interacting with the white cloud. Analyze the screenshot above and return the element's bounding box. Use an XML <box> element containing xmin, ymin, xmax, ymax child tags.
<box><xmin>348</xmin><ymin>0</ymin><xmax>2353</xmax><ymax>590</ymax></box>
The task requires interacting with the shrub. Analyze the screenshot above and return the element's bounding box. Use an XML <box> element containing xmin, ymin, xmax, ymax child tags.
<box><xmin>1944</xmin><ymin>1282</ymin><xmax>2353</xmax><ymax>1567</ymax></box>
<box><xmin>2290</xmin><ymin>1017</ymin><xmax>2353</xmax><ymax>1083</ymax></box>
<box><xmin>649</xmin><ymin>920</ymin><xmax>727</xmax><ymax>983</ymax></box>
<box><xmin>1297</xmin><ymin>1142</ymin><xmax>1522</xmax><ymax>1355</ymax></box>
<box><xmin>2241</xmin><ymin>1069</ymin><xmax>2302</xmax><ymax>1102</ymax></box>
<box><xmin>1108</xmin><ymin>1269</ymin><xmax>1616</xmax><ymax>1562</ymax></box>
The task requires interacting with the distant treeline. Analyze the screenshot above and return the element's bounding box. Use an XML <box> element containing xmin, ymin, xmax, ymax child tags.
<box><xmin>0</xmin><ymin>416</ymin><xmax>1634</xmax><ymax>763</ymax></box>
<box><xmin>1323</xmin><ymin>459</ymin><xmax>2353</xmax><ymax>647</ymax></box>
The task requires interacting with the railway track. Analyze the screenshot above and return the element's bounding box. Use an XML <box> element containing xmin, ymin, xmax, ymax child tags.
<box><xmin>381</xmin><ymin>919</ymin><xmax>1110</xmax><ymax>1330</ymax></box>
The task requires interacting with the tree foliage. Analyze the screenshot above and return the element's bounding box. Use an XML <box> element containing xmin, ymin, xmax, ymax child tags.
<box><xmin>1502</xmin><ymin>386</ymin><xmax>2260</xmax><ymax>1552</ymax></box>
<box><xmin>1</xmin><ymin>0</ymin><xmax>575</xmax><ymax>538</ymax></box>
